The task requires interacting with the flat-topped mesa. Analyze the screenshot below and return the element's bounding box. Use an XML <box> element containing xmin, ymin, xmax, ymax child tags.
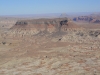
<box><xmin>15</xmin><ymin>18</ymin><xmax>68</xmax><ymax>26</ymax></box>
<box><xmin>12</xmin><ymin>18</ymin><xmax>70</xmax><ymax>32</ymax></box>
<box><xmin>9</xmin><ymin>18</ymin><xmax>82</xmax><ymax>37</ymax></box>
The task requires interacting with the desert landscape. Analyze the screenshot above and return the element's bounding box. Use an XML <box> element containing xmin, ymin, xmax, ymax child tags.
<box><xmin>0</xmin><ymin>13</ymin><xmax>100</xmax><ymax>75</ymax></box>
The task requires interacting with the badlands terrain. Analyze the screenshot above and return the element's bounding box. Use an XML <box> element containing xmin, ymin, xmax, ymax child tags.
<box><xmin>0</xmin><ymin>15</ymin><xmax>100</xmax><ymax>75</ymax></box>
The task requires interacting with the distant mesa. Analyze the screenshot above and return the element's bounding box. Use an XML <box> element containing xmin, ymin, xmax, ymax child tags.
<box><xmin>10</xmin><ymin>18</ymin><xmax>81</xmax><ymax>37</ymax></box>
<box><xmin>73</xmin><ymin>15</ymin><xmax>100</xmax><ymax>23</ymax></box>
<box><xmin>10</xmin><ymin>18</ymin><xmax>80</xmax><ymax>35</ymax></box>
<box><xmin>73</xmin><ymin>16</ymin><xmax>93</xmax><ymax>22</ymax></box>
<box><xmin>59</xmin><ymin>13</ymin><xmax>68</xmax><ymax>18</ymax></box>
<box><xmin>7</xmin><ymin>17</ymin><xmax>83</xmax><ymax>39</ymax></box>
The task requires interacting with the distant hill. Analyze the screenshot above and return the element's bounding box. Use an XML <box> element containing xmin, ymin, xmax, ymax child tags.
<box><xmin>73</xmin><ymin>13</ymin><xmax>100</xmax><ymax>23</ymax></box>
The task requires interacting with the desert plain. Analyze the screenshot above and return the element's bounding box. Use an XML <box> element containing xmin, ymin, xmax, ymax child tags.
<box><xmin>0</xmin><ymin>15</ymin><xmax>100</xmax><ymax>75</ymax></box>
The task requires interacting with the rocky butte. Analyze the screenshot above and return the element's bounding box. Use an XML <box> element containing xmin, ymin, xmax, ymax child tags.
<box><xmin>9</xmin><ymin>18</ymin><xmax>81</xmax><ymax>38</ymax></box>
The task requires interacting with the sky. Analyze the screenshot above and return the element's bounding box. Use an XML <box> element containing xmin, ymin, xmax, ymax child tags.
<box><xmin>0</xmin><ymin>0</ymin><xmax>100</xmax><ymax>15</ymax></box>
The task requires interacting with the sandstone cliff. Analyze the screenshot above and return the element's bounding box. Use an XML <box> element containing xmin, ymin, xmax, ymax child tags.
<box><xmin>73</xmin><ymin>16</ymin><xmax>100</xmax><ymax>23</ymax></box>
<box><xmin>8</xmin><ymin>18</ymin><xmax>80</xmax><ymax>37</ymax></box>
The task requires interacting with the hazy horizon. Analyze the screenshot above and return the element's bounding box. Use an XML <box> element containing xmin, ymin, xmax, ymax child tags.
<box><xmin>0</xmin><ymin>0</ymin><xmax>100</xmax><ymax>16</ymax></box>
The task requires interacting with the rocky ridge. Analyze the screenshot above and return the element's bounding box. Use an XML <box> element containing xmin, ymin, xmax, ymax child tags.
<box><xmin>73</xmin><ymin>16</ymin><xmax>100</xmax><ymax>23</ymax></box>
<box><xmin>8</xmin><ymin>18</ymin><xmax>81</xmax><ymax>38</ymax></box>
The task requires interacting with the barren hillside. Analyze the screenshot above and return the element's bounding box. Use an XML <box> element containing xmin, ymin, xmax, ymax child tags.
<box><xmin>73</xmin><ymin>14</ymin><xmax>100</xmax><ymax>23</ymax></box>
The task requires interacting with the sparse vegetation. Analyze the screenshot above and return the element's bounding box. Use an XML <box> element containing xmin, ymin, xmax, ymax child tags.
<box><xmin>0</xmin><ymin>15</ymin><xmax>100</xmax><ymax>75</ymax></box>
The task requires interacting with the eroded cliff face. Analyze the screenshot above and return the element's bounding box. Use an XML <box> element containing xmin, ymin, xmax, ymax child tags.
<box><xmin>12</xmin><ymin>18</ymin><xmax>69</xmax><ymax>32</ymax></box>
<box><xmin>8</xmin><ymin>18</ymin><xmax>74</xmax><ymax>37</ymax></box>
<box><xmin>73</xmin><ymin>16</ymin><xmax>100</xmax><ymax>23</ymax></box>
<box><xmin>6</xmin><ymin>18</ymin><xmax>83</xmax><ymax>39</ymax></box>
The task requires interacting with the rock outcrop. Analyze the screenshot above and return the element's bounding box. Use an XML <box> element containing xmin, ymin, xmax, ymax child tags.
<box><xmin>8</xmin><ymin>18</ymin><xmax>81</xmax><ymax>38</ymax></box>
<box><xmin>73</xmin><ymin>16</ymin><xmax>93</xmax><ymax>22</ymax></box>
<box><xmin>73</xmin><ymin>16</ymin><xmax>100</xmax><ymax>23</ymax></box>
<box><xmin>12</xmin><ymin>18</ymin><xmax>69</xmax><ymax>31</ymax></box>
